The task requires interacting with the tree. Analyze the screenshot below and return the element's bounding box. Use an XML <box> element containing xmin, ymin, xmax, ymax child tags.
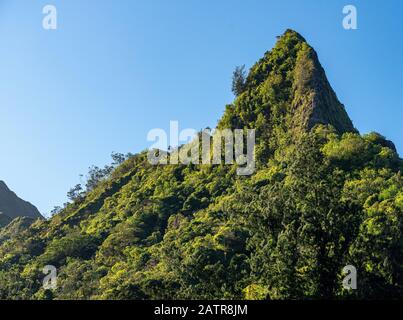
<box><xmin>85</xmin><ymin>165</ymin><xmax>113</xmax><ymax>191</ymax></box>
<box><xmin>111</xmin><ymin>152</ymin><xmax>126</xmax><ymax>166</ymax></box>
<box><xmin>50</xmin><ymin>206</ymin><xmax>62</xmax><ymax>216</ymax></box>
<box><xmin>231</xmin><ymin>65</ymin><xmax>247</xmax><ymax>96</ymax></box>
<box><xmin>67</xmin><ymin>184</ymin><xmax>84</xmax><ymax>202</ymax></box>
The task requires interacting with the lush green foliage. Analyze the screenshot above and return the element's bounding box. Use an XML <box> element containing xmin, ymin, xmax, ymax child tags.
<box><xmin>0</xmin><ymin>30</ymin><xmax>401</xmax><ymax>300</ymax></box>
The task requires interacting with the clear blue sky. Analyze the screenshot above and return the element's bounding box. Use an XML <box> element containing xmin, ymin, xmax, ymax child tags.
<box><xmin>0</xmin><ymin>0</ymin><xmax>402</xmax><ymax>217</ymax></box>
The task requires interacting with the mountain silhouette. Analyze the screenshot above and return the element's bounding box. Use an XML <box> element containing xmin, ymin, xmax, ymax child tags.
<box><xmin>0</xmin><ymin>180</ymin><xmax>42</xmax><ymax>223</ymax></box>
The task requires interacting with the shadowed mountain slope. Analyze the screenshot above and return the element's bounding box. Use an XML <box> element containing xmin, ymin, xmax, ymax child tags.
<box><xmin>0</xmin><ymin>181</ymin><xmax>42</xmax><ymax>222</ymax></box>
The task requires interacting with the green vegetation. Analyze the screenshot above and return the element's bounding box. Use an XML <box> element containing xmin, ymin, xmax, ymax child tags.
<box><xmin>0</xmin><ymin>30</ymin><xmax>401</xmax><ymax>300</ymax></box>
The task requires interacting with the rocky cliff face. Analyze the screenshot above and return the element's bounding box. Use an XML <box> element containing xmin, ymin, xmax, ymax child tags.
<box><xmin>0</xmin><ymin>181</ymin><xmax>42</xmax><ymax>222</ymax></box>
<box><xmin>290</xmin><ymin>33</ymin><xmax>355</xmax><ymax>133</ymax></box>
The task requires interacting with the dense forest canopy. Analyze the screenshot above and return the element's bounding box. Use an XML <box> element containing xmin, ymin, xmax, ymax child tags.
<box><xmin>0</xmin><ymin>30</ymin><xmax>402</xmax><ymax>300</ymax></box>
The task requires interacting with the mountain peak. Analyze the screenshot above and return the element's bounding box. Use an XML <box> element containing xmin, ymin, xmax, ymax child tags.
<box><xmin>0</xmin><ymin>180</ymin><xmax>42</xmax><ymax>221</ymax></box>
<box><xmin>0</xmin><ymin>180</ymin><xmax>9</xmax><ymax>191</ymax></box>
<box><xmin>279</xmin><ymin>28</ymin><xmax>307</xmax><ymax>41</ymax></box>
<box><xmin>220</xmin><ymin>29</ymin><xmax>355</xmax><ymax>139</ymax></box>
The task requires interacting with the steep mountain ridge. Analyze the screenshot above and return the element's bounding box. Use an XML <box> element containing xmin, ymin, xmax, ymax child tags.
<box><xmin>0</xmin><ymin>181</ymin><xmax>42</xmax><ymax>223</ymax></box>
<box><xmin>0</xmin><ymin>30</ymin><xmax>401</xmax><ymax>300</ymax></box>
<box><xmin>219</xmin><ymin>30</ymin><xmax>356</xmax><ymax>163</ymax></box>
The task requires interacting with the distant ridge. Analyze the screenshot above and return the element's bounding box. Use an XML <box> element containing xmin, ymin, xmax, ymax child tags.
<box><xmin>0</xmin><ymin>180</ymin><xmax>42</xmax><ymax>222</ymax></box>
